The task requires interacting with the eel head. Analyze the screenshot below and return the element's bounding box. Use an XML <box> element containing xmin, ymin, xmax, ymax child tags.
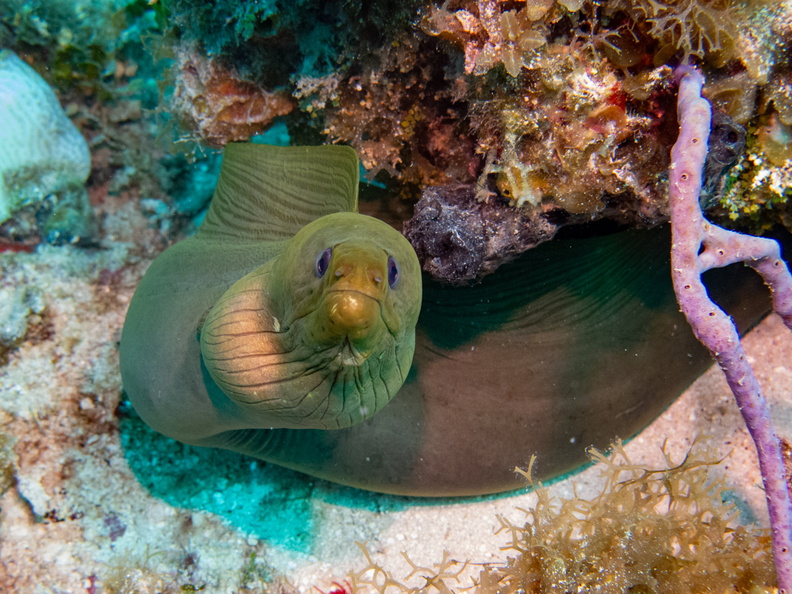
<box><xmin>200</xmin><ymin>211</ymin><xmax>422</xmax><ymax>430</ymax></box>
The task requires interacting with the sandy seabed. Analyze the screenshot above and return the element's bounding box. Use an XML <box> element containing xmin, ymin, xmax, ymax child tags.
<box><xmin>0</xmin><ymin>198</ymin><xmax>790</xmax><ymax>593</ymax></box>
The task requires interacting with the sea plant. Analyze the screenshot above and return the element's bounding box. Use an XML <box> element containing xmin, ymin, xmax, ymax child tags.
<box><xmin>347</xmin><ymin>441</ymin><xmax>777</xmax><ymax>592</ymax></box>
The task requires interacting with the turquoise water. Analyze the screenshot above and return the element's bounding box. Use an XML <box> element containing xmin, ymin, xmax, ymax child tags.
<box><xmin>119</xmin><ymin>399</ymin><xmax>510</xmax><ymax>554</ymax></box>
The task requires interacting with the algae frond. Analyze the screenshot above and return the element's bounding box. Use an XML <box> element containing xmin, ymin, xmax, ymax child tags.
<box><xmin>350</xmin><ymin>440</ymin><xmax>776</xmax><ymax>593</ymax></box>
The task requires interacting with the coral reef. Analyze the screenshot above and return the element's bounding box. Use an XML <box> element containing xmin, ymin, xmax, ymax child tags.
<box><xmin>608</xmin><ymin>0</ymin><xmax>739</xmax><ymax>67</ymax></box>
<box><xmin>719</xmin><ymin>112</ymin><xmax>792</xmax><ymax>232</ymax></box>
<box><xmin>165</xmin><ymin>0</ymin><xmax>424</xmax><ymax>78</ymax></box>
<box><xmin>422</xmin><ymin>0</ymin><xmax>575</xmax><ymax>77</ymax></box>
<box><xmin>613</xmin><ymin>0</ymin><xmax>790</xmax><ymax>81</ymax></box>
<box><xmin>0</xmin><ymin>0</ymin><xmax>224</xmax><ymax>243</ymax></box>
<box><xmin>1</xmin><ymin>0</ymin><xmax>791</xmax><ymax>590</ymax></box>
<box><xmin>154</xmin><ymin>0</ymin><xmax>792</xmax><ymax>280</ymax></box>
<box><xmin>699</xmin><ymin>110</ymin><xmax>745</xmax><ymax>209</ymax></box>
<box><xmin>304</xmin><ymin>35</ymin><xmax>480</xmax><ymax>190</ymax></box>
<box><xmin>465</xmin><ymin>55</ymin><xmax>674</xmax><ymax>216</ymax></box>
<box><xmin>0</xmin><ymin>0</ymin><xmax>165</xmax><ymax>98</ymax></box>
<box><xmin>0</xmin><ymin>50</ymin><xmax>96</xmax><ymax>245</ymax></box>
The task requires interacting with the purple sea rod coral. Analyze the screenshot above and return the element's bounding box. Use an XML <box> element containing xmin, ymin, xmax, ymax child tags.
<box><xmin>670</xmin><ymin>65</ymin><xmax>792</xmax><ymax>591</ymax></box>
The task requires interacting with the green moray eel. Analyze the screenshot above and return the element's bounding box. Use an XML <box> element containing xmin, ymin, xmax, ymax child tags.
<box><xmin>120</xmin><ymin>143</ymin><xmax>771</xmax><ymax>497</ymax></box>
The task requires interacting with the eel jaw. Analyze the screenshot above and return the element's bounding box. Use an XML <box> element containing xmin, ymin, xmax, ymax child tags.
<box><xmin>337</xmin><ymin>337</ymin><xmax>368</xmax><ymax>367</ymax></box>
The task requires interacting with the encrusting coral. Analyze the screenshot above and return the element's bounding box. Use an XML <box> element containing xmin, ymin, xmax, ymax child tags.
<box><xmin>171</xmin><ymin>45</ymin><xmax>294</xmax><ymax>148</ymax></box>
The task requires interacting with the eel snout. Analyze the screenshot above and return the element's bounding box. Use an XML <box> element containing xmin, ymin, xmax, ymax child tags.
<box><xmin>311</xmin><ymin>248</ymin><xmax>390</xmax><ymax>358</ymax></box>
<box><xmin>325</xmin><ymin>290</ymin><xmax>380</xmax><ymax>339</ymax></box>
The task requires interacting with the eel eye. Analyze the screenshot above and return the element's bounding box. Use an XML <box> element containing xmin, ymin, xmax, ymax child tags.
<box><xmin>387</xmin><ymin>255</ymin><xmax>399</xmax><ymax>288</ymax></box>
<box><xmin>315</xmin><ymin>247</ymin><xmax>332</xmax><ymax>278</ymax></box>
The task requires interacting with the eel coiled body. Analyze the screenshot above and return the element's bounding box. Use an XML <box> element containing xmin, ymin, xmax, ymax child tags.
<box><xmin>120</xmin><ymin>143</ymin><xmax>770</xmax><ymax>496</ymax></box>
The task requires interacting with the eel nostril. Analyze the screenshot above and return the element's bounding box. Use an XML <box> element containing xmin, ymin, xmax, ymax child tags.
<box><xmin>334</xmin><ymin>263</ymin><xmax>351</xmax><ymax>279</ymax></box>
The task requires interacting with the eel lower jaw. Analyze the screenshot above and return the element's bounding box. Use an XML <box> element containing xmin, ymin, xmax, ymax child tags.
<box><xmin>298</xmin><ymin>288</ymin><xmax>392</xmax><ymax>371</ymax></box>
<box><xmin>335</xmin><ymin>337</ymin><xmax>370</xmax><ymax>368</ymax></box>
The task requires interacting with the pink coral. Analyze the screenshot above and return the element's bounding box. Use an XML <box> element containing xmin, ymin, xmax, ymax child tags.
<box><xmin>171</xmin><ymin>46</ymin><xmax>294</xmax><ymax>147</ymax></box>
<box><xmin>423</xmin><ymin>0</ymin><xmax>556</xmax><ymax>77</ymax></box>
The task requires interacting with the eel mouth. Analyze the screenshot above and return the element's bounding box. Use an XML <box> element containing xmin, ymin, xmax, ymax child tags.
<box><xmin>324</xmin><ymin>287</ymin><xmax>382</xmax><ymax>302</ymax></box>
<box><xmin>336</xmin><ymin>336</ymin><xmax>369</xmax><ymax>367</ymax></box>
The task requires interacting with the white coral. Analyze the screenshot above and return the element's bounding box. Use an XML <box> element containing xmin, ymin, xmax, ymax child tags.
<box><xmin>0</xmin><ymin>50</ymin><xmax>91</xmax><ymax>224</ymax></box>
